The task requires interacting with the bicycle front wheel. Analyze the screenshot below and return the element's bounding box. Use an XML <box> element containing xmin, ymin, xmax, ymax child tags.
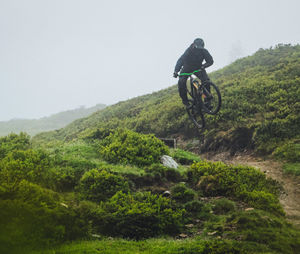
<box><xmin>201</xmin><ymin>82</ymin><xmax>221</xmax><ymax>115</ymax></box>
<box><xmin>186</xmin><ymin>104</ymin><xmax>205</xmax><ymax>129</ymax></box>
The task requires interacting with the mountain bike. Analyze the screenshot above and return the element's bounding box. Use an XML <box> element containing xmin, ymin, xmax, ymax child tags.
<box><xmin>178</xmin><ymin>69</ymin><xmax>221</xmax><ymax>129</ymax></box>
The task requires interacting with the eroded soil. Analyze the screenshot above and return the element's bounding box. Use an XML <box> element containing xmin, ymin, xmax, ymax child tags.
<box><xmin>203</xmin><ymin>152</ymin><xmax>300</xmax><ymax>228</ymax></box>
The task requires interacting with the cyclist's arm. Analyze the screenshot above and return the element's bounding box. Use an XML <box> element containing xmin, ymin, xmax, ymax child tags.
<box><xmin>202</xmin><ymin>49</ymin><xmax>214</xmax><ymax>68</ymax></box>
<box><xmin>174</xmin><ymin>47</ymin><xmax>190</xmax><ymax>73</ymax></box>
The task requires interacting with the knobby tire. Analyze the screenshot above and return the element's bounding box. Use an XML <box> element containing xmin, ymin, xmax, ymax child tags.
<box><xmin>201</xmin><ymin>81</ymin><xmax>221</xmax><ymax>115</ymax></box>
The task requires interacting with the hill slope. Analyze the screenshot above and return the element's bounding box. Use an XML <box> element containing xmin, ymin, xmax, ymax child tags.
<box><xmin>1</xmin><ymin>131</ymin><xmax>300</xmax><ymax>253</ymax></box>
<box><xmin>4</xmin><ymin>44</ymin><xmax>299</xmax><ymax>253</ymax></box>
<box><xmin>0</xmin><ymin>103</ymin><xmax>105</xmax><ymax>137</ymax></box>
<box><xmin>33</xmin><ymin>44</ymin><xmax>300</xmax><ymax>156</ymax></box>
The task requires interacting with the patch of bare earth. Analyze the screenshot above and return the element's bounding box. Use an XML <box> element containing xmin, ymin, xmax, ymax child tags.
<box><xmin>203</xmin><ymin>152</ymin><xmax>300</xmax><ymax>228</ymax></box>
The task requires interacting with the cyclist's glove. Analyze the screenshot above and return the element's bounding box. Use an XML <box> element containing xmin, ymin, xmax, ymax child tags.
<box><xmin>173</xmin><ymin>72</ymin><xmax>178</xmax><ymax>78</ymax></box>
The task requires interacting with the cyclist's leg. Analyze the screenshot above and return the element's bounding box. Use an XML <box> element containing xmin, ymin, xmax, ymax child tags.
<box><xmin>178</xmin><ymin>75</ymin><xmax>189</xmax><ymax>105</ymax></box>
<box><xmin>195</xmin><ymin>68</ymin><xmax>210</xmax><ymax>83</ymax></box>
<box><xmin>195</xmin><ymin>69</ymin><xmax>212</xmax><ymax>107</ymax></box>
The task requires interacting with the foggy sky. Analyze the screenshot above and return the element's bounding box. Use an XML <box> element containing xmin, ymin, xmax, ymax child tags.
<box><xmin>1</xmin><ymin>0</ymin><xmax>300</xmax><ymax>121</ymax></box>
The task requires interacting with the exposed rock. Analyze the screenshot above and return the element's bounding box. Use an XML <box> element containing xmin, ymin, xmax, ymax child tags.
<box><xmin>185</xmin><ymin>224</ymin><xmax>194</xmax><ymax>228</ymax></box>
<box><xmin>178</xmin><ymin>233</ymin><xmax>188</xmax><ymax>238</ymax></box>
<box><xmin>60</xmin><ymin>202</ymin><xmax>68</xmax><ymax>208</ymax></box>
<box><xmin>162</xmin><ymin>190</ymin><xmax>171</xmax><ymax>197</ymax></box>
<box><xmin>207</xmin><ymin>231</ymin><xmax>217</xmax><ymax>236</ymax></box>
<box><xmin>91</xmin><ymin>234</ymin><xmax>102</xmax><ymax>238</ymax></box>
<box><xmin>245</xmin><ymin>207</ymin><xmax>255</xmax><ymax>211</ymax></box>
<box><xmin>160</xmin><ymin>155</ymin><xmax>178</xmax><ymax>169</ymax></box>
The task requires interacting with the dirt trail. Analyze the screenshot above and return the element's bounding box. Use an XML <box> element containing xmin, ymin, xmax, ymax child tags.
<box><xmin>203</xmin><ymin>152</ymin><xmax>300</xmax><ymax>228</ymax></box>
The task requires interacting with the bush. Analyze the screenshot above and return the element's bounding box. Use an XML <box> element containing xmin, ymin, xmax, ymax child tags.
<box><xmin>184</xmin><ymin>200</ymin><xmax>205</xmax><ymax>216</ymax></box>
<box><xmin>171</xmin><ymin>183</ymin><xmax>196</xmax><ymax>204</ymax></box>
<box><xmin>49</xmin><ymin>166</ymin><xmax>81</xmax><ymax>192</ymax></box>
<box><xmin>171</xmin><ymin>148</ymin><xmax>202</xmax><ymax>165</ymax></box>
<box><xmin>282</xmin><ymin>162</ymin><xmax>300</xmax><ymax>175</ymax></box>
<box><xmin>144</xmin><ymin>163</ymin><xmax>169</xmax><ymax>179</ymax></box>
<box><xmin>240</xmin><ymin>190</ymin><xmax>284</xmax><ymax>216</ymax></box>
<box><xmin>93</xmin><ymin>191</ymin><xmax>185</xmax><ymax>239</ymax></box>
<box><xmin>187</xmin><ymin>161</ymin><xmax>283</xmax><ymax>215</ymax></box>
<box><xmin>0</xmin><ymin>132</ymin><xmax>31</xmax><ymax>159</ymax></box>
<box><xmin>212</xmin><ymin>198</ymin><xmax>236</xmax><ymax>215</ymax></box>
<box><xmin>99</xmin><ymin>128</ymin><xmax>169</xmax><ymax>166</ymax></box>
<box><xmin>0</xmin><ymin>180</ymin><xmax>88</xmax><ymax>252</ymax></box>
<box><xmin>227</xmin><ymin>210</ymin><xmax>300</xmax><ymax>254</ymax></box>
<box><xmin>0</xmin><ymin>149</ymin><xmax>52</xmax><ymax>186</ymax></box>
<box><xmin>144</xmin><ymin>164</ymin><xmax>181</xmax><ymax>182</ymax></box>
<box><xmin>79</xmin><ymin>169</ymin><xmax>129</xmax><ymax>202</ymax></box>
<box><xmin>50</xmin><ymin>141</ymin><xmax>98</xmax><ymax>172</ymax></box>
<box><xmin>273</xmin><ymin>140</ymin><xmax>300</xmax><ymax>162</ymax></box>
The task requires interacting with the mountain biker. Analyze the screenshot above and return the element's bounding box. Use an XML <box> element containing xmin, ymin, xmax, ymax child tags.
<box><xmin>173</xmin><ymin>38</ymin><xmax>214</xmax><ymax>107</ymax></box>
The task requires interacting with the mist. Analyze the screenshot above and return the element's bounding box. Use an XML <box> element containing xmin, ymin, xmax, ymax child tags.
<box><xmin>1</xmin><ymin>0</ymin><xmax>300</xmax><ymax>121</ymax></box>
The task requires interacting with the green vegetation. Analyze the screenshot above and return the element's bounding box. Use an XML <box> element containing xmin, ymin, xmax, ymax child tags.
<box><xmin>32</xmin><ymin>238</ymin><xmax>271</xmax><ymax>254</ymax></box>
<box><xmin>2</xmin><ymin>131</ymin><xmax>300</xmax><ymax>253</ymax></box>
<box><xmin>2</xmin><ymin>45</ymin><xmax>300</xmax><ymax>253</ymax></box>
<box><xmin>98</xmin><ymin>128</ymin><xmax>169</xmax><ymax>166</ymax></box>
<box><xmin>170</xmin><ymin>183</ymin><xmax>196</xmax><ymax>203</ymax></box>
<box><xmin>33</xmin><ymin>44</ymin><xmax>300</xmax><ymax>160</ymax></box>
<box><xmin>93</xmin><ymin>191</ymin><xmax>185</xmax><ymax>239</ymax></box>
<box><xmin>188</xmin><ymin>161</ymin><xmax>284</xmax><ymax>215</ymax></box>
<box><xmin>273</xmin><ymin>140</ymin><xmax>300</xmax><ymax>163</ymax></box>
<box><xmin>282</xmin><ymin>163</ymin><xmax>300</xmax><ymax>175</ymax></box>
<box><xmin>79</xmin><ymin>169</ymin><xmax>130</xmax><ymax>202</ymax></box>
<box><xmin>273</xmin><ymin>139</ymin><xmax>300</xmax><ymax>175</ymax></box>
<box><xmin>170</xmin><ymin>148</ymin><xmax>202</xmax><ymax>165</ymax></box>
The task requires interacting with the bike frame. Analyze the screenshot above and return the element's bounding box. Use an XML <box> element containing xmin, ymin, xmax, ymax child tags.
<box><xmin>187</xmin><ymin>74</ymin><xmax>205</xmax><ymax>109</ymax></box>
<box><xmin>179</xmin><ymin>69</ymin><xmax>200</xmax><ymax>99</ymax></box>
<box><xmin>178</xmin><ymin>68</ymin><xmax>221</xmax><ymax>129</ymax></box>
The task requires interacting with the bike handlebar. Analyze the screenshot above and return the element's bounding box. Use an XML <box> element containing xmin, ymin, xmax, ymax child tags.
<box><xmin>179</xmin><ymin>68</ymin><xmax>204</xmax><ymax>77</ymax></box>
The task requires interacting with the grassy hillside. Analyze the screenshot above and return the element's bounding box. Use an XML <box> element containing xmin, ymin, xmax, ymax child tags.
<box><xmin>0</xmin><ymin>103</ymin><xmax>106</xmax><ymax>137</ymax></box>
<box><xmin>1</xmin><ymin>132</ymin><xmax>299</xmax><ymax>254</ymax></box>
<box><xmin>33</xmin><ymin>44</ymin><xmax>300</xmax><ymax>160</ymax></box>
<box><xmin>2</xmin><ymin>45</ymin><xmax>300</xmax><ymax>253</ymax></box>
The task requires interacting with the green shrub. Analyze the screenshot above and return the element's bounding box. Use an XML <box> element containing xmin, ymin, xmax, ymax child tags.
<box><xmin>171</xmin><ymin>148</ymin><xmax>202</xmax><ymax>165</ymax></box>
<box><xmin>240</xmin><ymin>190</ymin><xmax>284</xmax><ymax>216</ymax></box>
<box><xmin>79</xmin><ymin>169</ymin><xmax>129</xmax><ymax>202</ymax></box>
<box><xmin>0</xmin><ymin>149</ymin><xmax>51</xmax><ymax>186</ymax></box>
<box><xmin>282</xmin><ymin>162</ymin><xmax>300</xmax><ymax>175</ymax></box>
<box><xmin>99</xmin><ymin>128</ymin><xmax>169</xmax><ymax>166</ymax></box>
<box><xmin>36</xmin><ymin>238</ymin><xmax>272</xmax><ymax>254</ymax></box>
<box><xmin>184</xmin><ymin>200</ymin><xmax>205</xmax><ymax>216</ymax></box>
<box><xmin>50</xmin><ymin>141</ymin><xmax>98</xmax><ymax>172</ymax></box>
<box><xmin>227</xmin><ymin>210</ymin><xmax>300</xmax><ymax>254</ymax></box>
<box><xmin>212</xmin><ymin>198</ymin><xmax>236</xmax><ymax>215</ymax></box>
<box><xmin>93</xmin><ymin>191</ymin><xmax>185</xmax><ymax>239</ymax></box>
<box><xmin>0</xmin><ymin>180</ymin><xmax>88</xmax><ymax>252</ymax></box>
<box><xmin>49</xmin><ymin>166</ymin><xmax>80</xmax><ymax>192</ymax></box>
<box><xmin>144</xmin><ymin>163</ymin><xmax>168</xmax><ymax>179</ymax></box>
<box><xmin>0</xmin><ymin>132</ymin><xmax>31</xmax><ymax>159</ymax></box>
<box><xmin>188</xmin><ymin>161</ymin><xmax>283</xmax><ymax>215</ymax></box>
<box><xmin>171</xmin><ymin>183</ymin><xmax>196</xmax><ymax>204</ymax></box>
<box><xmin>144</xmin><ymin>164</ymin><xmax>181</xmax><ymax>182</ymax></box>
<box><xmin>273</xmin><ymin>140</ymin><xmax>300</xmax><ymax>162</ymax></box>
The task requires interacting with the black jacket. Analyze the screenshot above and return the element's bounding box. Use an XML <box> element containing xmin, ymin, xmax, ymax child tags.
<box><xmin>174</xmin><ymin>44</ymin><xmax>214</xmax><ymax>73</ymax></box>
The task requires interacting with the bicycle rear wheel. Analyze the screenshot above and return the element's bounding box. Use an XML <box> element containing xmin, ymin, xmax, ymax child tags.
<box><xmin>201</xmin><ymin>81</ymin><xmax>221</xmax><ymax>115</ymax></box>
<box><xmin>186</xmin><ymin>104</ymin><xmax>205</xmax><ymax>129</ymax></box>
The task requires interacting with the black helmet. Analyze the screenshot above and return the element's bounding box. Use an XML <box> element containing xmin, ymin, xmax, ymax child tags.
<box><xmin>193</xmin><ymin>38</ymin><xmax>204</xmax><ymax>49</ymax></box>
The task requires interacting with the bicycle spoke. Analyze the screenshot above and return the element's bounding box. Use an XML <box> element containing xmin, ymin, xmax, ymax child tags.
<box><xmin>186</xmin><ymin>105</ymin><xmax>205</xmax><ymax>129</ymax></box>
<box><xmin>201</xmin><ymin>82</ymin><xmax>221</xmax><ymax>115</ymax></box>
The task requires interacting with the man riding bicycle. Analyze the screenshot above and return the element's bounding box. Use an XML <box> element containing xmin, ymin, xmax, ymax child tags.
<box><xmin>173</xmin><ymin>38</ymin><xmax>214</xmax><ymax>107</ymax></box>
